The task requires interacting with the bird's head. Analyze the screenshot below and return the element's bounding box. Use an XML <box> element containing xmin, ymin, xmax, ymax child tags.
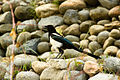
<box><xmin>43</xmin><ymin>25</ymin><xmax>57</xmax><ymax>33</ymax></box>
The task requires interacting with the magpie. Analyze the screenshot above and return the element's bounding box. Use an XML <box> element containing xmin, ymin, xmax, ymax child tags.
<box><xmin>43</xmin><ymin>25</ymin><xmax>101</xmax><ymax>59</ymax></box>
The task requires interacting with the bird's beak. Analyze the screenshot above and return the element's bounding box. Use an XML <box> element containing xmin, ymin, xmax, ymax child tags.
<box><xmin>41</xmin><ymin>26</ymin><xmax>48</xmax><ymax>32</ymax></box>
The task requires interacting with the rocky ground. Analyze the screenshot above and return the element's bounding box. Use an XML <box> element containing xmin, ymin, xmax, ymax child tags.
<box><xmin>0</xmin><ymin>0</ymin><xmax>120</xmax><ymax>80</ymax></box>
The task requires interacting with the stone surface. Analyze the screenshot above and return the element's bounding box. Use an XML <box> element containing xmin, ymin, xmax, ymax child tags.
<box><xmin>84</xmin><ymin>0</ymin><xmax>99</xmax><ymax>6</ymax></box>
<box><xmin>98</xmin><ymin>0</ymin><xmax>119</xmax><ymax>9</ymax></box>
<box><xmin>97</xmin><ymin>20</ymin><xmax>110</xmax><ymax>25</ymax></box>
<box><xmin>16</xmin><ymin>71</ymin><xmax>40</xmax><ymax>80</ymax></box>
<box><xmin>88</xmin><ymin>35</ymin><xmax>97</xmax><ymax>41</ymax></box>
<box><xmin>109</xmin><ymin>6</ymin><xmax>120</xmax><ymax>17</ymax></box>
<box><xmin>59</xmin><ymin>0</ymin><xmax>86</xmax><ymax>14</ymax></box>
<box><xmin>65</xmin><ymin>35</ymin><xmax>79</xmax><ymax>42</ymax></box>
<box><xmin>15</xmin><ymin>6</ymin><xmax>35</xmax><ymax>20</ymax></box>
<box><xmin>63</xmin><ymin>24</ymin><xmax>80</xmax><ymax>36</ymax></box>
<box><xmin>37</xmin><ymin>42</ymin><xmax>50</xmax><ymax>53</ymax></box>
<box><xmin>0</xmin><ymin>48</ymin><xmax>4</xmax><ymax>57</ymax></box>
<box><xmin>63</xmin><ymin>9</ymin><xmax>79</xmax><ymax>24</ymax></box>
<box><xmin>78</xmin><ymin>9</ymin><xmax>89</xmax><ymax>21</ymax></box>
<box><xmin>89</xmin><ymin>25</ymin><xmax>104</xmax><ymax>35</ymax></box>
<box><xmin>80</xmin><ymin>40</ymin><xmax>89</xmax><ymax>49</ymax></box>
<box><xmin>0</xmin><ymin>24</ymin><xmax>12</xmax><ymax>34</ymax></box>
<box><xmin>14</xmin><ymin>54</ymin><xmax>38</xmax><ymax>67</ymax></box>
<box><xmin>90</xmin><ymin>7</ymin><xmax>109</xmax><ymax>21</ymax></box>
<box><xmin>32</xmin><ymin>61</ymin><xmax>49</xmax><ymax>74</ymax></box>
<box><xmin>38</xmin><ymin>16</ymin><xmax>63</xmax><ymax>29</ymax></box>
<box><xmin>109</xmin><ymin>29</ymin><xmax>120</xmax><ymax>39</ymax></box>
<box><xmin>88</xmin><ymin>73</ymin><xmax>119</xmax><ymax>80</ymax></box>
<box><xmin>35</xmin><ymin>3</ymin><xmax>59</xmax><ymax>18</ymax></box>
<box><xmin>114</xmin><ymin>40</ymin><xmax>120</xmax><ymax>48</ymax></box>
<box><xmin>94</xmin><ymin>48</ymin><xmax>103</xmax><ymax>56</ymax></box>
<box><xmin>80</xmin><ymin>33</ymin><xmax>89</xmax><ymax>40</ymax></box>
<box><xmin>41</xmin><ymin>32</ymin><xmax>49</xmax><ymax>42</ymax></box>
<box><xmin>31</xmin><ymin>30</ymin><xmax>44</xmax><ymax>38</ymax></box>
<box><xmin>17</xmin><ymin>19</ymin><xmax>37</xmax><ymax>33</ymax></box>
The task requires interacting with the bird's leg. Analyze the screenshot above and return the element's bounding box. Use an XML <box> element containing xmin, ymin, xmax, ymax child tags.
<box><xmin>55</xmin><ymin>52</ymin><xmax>61</xmax><ymax>59</ymax></box>
<box><xmin>57</xmin><ymin>48</ymin><xmax>64</xmax><ymax>59</ymax></box>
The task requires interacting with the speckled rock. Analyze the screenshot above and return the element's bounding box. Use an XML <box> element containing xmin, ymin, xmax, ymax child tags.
<box><xmin>80</xmin><ymin>40</ymin><xmax>89</xmax><ymax>49</ymax></box>
<box><xmin>97</xmin><ymin>20</ymin><xmax>110</xmax><ymax>25</ymax></box>
<box><xmin>16</xmin><ymin>71</ymin><xmax>40</xmax><ymax>80</ymax></box>
<box><xmin>78</xmin><ymin>9</ymin><xmax>89</xmax><ymax>21</ymax></box>
<box><xmin>80</xmin><ymin>33</ymin><xmax>89</xmax><ymax>40</ymax></box>
<box><xmin>90</xmin><ymin>7</ymin><xmax>109</xmax><ymax>21</ymax></box>
<box><xmin>35</xmin><ymin>3</ymin><xmax>59</xmax><ymax>18</ymax></box>
<box><xmin>80</xmin><ymin>20</ymin><xmax>96</xmax><ymax>33</ymax></box>
<box><xmin>88</xmin><ymin>35</ymin><xmax>97</xmax><ymax>41</ymax></box>
<box><xmin>31</xmin><ymin>30</ymin><xmax>44</xmax><ymax>38</ymax></box>
<box><xmin>109</xmin><ymin>29</ymin><xmax>120</xmax><ymax>39</ymax></box>
<box><xmin>98</xmin><ymin>0</ymin><xmax>119</xmax><ymax>9</ymax></box>
<box><xmin>0</xmin><ymin>24</ymin><xmax>12</xmax><ymax>34</ymax></box>
<box><xmin>114</xmin><ymin>40</ymin><xmax>120</xmax><ymax>48</ymax></box>
<box><xmin>63</xmin><ymin>24</ymin><xmax>80</xmax><ymax>36</ymax></box>
<box><xmin>17</xmin><ymin>19</ymin><xmax>37</xmax><ymax>33</ymax></box>
<box><xmin>84</xmin><ymin>0</ymin><xmax>99</xmax><ymax>6</ymax></box>
<box><xmin>65</xmin><ymin>35</ymin><xmax>79</xmax><ymax>42</ymax></box>
<box><xmin>63</xmin><ymin>9</ymin><xmax>79</xmax><ymax>24</ymax></box>
<box><xmin>59</xmin><ymin>0</ymin><xmax>86</xmax><ymax>14</ymax></box>
<box><xmin>37</xmin><ymin>42</ymin><xmax>50</xmax><ymax>53</ymax></box>
<box><xmin>89</xmin><ymin>25</ymin><xmax>104</xmax><ymax>35</ymax></box>
<box><xmin>109</xmin><ymin>6</ymin><xmax>120</xmax><ymax>17</ymax></box>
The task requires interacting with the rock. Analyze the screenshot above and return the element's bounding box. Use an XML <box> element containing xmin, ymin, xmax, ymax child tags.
<box><xmin>89</xmin><ymin>25</ymin><xmax>104</xmax><ymax>35</ymax></box>
<box><xmin>0</xmin><ymin>48</ymin><xmax>4</xmax><ymax>57</ymax></box>
<box><xmin>97</xmin><ymin>20</ymin><xmax>110</xmax><ymax>25</ymax></box>
<box><xmin>47</xmin><ymin>59</ymin><xmax>67</xmax><ymax>69</ymax></box>
<box><xmin>97</xmin><ymin>31</ymin><xmax>109</xmax><ymax>45</ymax></box>
<box><xmin>103</xmin><ymin>37</ymin><xmax>115</xmax><ymax>50</ymax></box>
<box><xmin>40</xmin><ymin>67</ymin><xmax>67</xmax><ymax>80</ymax></box>
<box><xmin>38</xmin><ymin>16</ymin><xmax>63</xmax><ymax>29</ymax></box>
<box><xmin>15</xmin><ymin>6</ymin><xmax>35</xmax><ymax>20</ymax></box>
<box><xmin>78</xmin><ymin>9</ymin><xmax>89</xmax><ymax>21</ymax></box>
<box><xmin>16</xmin><ymin>38</ymin><xmax>40</xmax><ymax>54</ymax></box>
<box><xmin>83</xmin><ymin>56</ymin><xmax>97</xmax><ymax>62</ymax></box>
<box><xmin>0</xmin><ymin>11</ymin><xmax>12</xmax><ymax>24</ymax></box>
<box><xmin>114</xmin><ymin>40</ymin><xmax>120</xmax><ymax>48</ymax></box>
<box><xmin>1</xmin><ymin>1</ymin><xmax>20</xmax><ymax>12</ymax></box>
<box><xmin>80</xmin><ymin>20</ymin><xmax>96</xmax><ymax>33</ymax></box>
<box><xmin>0</xmin><ymin>24</ymin><xmax>12</xmax><ymax>34</ymax></box>
<box><xmin>103</xmin><ymin>57</ymin><xmax>120</xmax><ymax>73</ymax></box>
<box><xmin>59</xmin><ymin>0</ymin><xmax>86</xmax><ymax>14</ymax></box>
<box><xmin>41</xmin><ymin>32</ymin><xmax>49</xmax><ymax>42</ymax></box>
<box><xmin>31</xmin><ymin>30</ymin><xmax>44</xmax><ymax>38</ymax></box>
<box><xmin>119</xmin><ymin>15</ymin><xmax>120</xmax><ymax>20</ymax></box>
<box><xmin>65</xmin><ymin>35</ymin><xmax>79</xmax><ymax>42</ymax></box>
<box><xmin>109</xmin><ymin>29</ymin><xmax>120</xmax><ymax>39</ymax></box>
<box><xmin>80</xmin><ymin>33</ymin><xmax>89</xmax><ymax>40</ymax></box>
<box><xmin>37</xmin><ymin>42</ymin><xmax>50</xmax><ymax>53</ymax></box>
<box><xmin>88</xmin><ymin>35</ymin><xmax>97</xmax><ymax>41</ymax></box>
<box><xmin>88</xmin><ymin>41</ymin><xmax>101</xmax><ymax>52</ymax></box>
<box><xmin>17</xmin><ymin>19</ymin><xmax>37</xmax><ymax>33</ymax></box>
<box><xmin>80</xmin><ymin>40</ymin><xmax>89</xmax><ymax>49</ymax></box>
<box><xmin>14</xmin><ymin>54</ymin><xmax>38</xmax><ymax>67</ymax></box>
<box><xmin>116</xmin><ymin>50</ymin><xmax>120</xmax><ymax>58</ymax></box>
<box><xmin>63</xmin><ymin>71</ymin><xmax>88</xmax><ymax>80</ymax></box>
<box><xmin>0</xmin><ymin>33</ymin><xmax>12</xmax><ymax>49</ymax></box>
<box><xmin>94</xmin><ymin>48</ymin><xmax>103</xmax><ymax>56</ymax></box>
<box><xmin>35</xmin><ymin>3</ymin><xmax>59</xmax><ymax>18</ymax></box>
<box><xmin>83</xmin><ymin>61</ymin><xmax>99</xmax><ymax>76</ymax></box>
<box><xmin>64</xmin><ymin>49</ymin><xmax>80</xmax><ymax>58</ymax></box>
<box><xmin>63</xmin><ymin>24</ymin><xmax>80</xmax><ymax>36</ymax></box>
<box><xmin>90</xmin><ymin>7</ymin><xmax>109</xmax><ymax>21</ymax></box>
<box><xmin>17</xmin><ymin>32</ymin><xmax>31</xmax><ymax>45</ymax></box>
<box><xmin>16</xmin><ymin>71</ymin><xmax>40</xmax><ymax>80</ymax></box>
<box><xmin>72</xmin><ymin>42</ymin><xmax>80</xmax><ymax>49</ymax></box>
<box><xmin>84</xmin><ymin>0</ymin><xmax>99</xmax><ymax>6</ymax></box>
<box><xmin>104</xmin><ymin>46</ymin><xmax>118</xmax><ymax>56</ymax></box>
<box><xmin>109</xmin><ymin>6</ymin><xmax>120</xmax><ymax>17</ymax></box>
<box><xmin>88</xmin><ymin>73</ymin><xmax>119</xmax><ymax>80</ymax></box>
<box><xmin>98</xmin><ymin>0</ymin><xmax>119</xmax><ymax>9</ymax></box>
<box><xmin>63</xmin><ymin>9</ymin><xmax>79</xmax><ymax>24</ymax></box>
<box><xmin>32</xmin><ymin>61</ymin><xmax>49</xmax><ymax>74</ymax></box>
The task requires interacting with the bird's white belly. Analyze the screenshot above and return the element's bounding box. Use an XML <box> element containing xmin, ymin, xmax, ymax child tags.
<box><xmin>50</xmin><ymin>37</ymin><xmax>62</xmax><ymax>48</ymax></box>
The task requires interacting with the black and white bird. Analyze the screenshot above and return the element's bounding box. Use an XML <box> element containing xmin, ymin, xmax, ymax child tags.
<box><xmin>43</xmin><ymin>25</ymin><xmax>101</xmax><ymax>59</ymax></box>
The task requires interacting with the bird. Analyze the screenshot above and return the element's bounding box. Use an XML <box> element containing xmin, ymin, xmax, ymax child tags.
<box><xmin>43</xmin><ymin>25</ymin><xmax>101</xmax><ymax>59</ymax></box>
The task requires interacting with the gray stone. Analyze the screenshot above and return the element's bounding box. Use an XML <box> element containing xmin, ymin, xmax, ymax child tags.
<box><xmin>88</xmin><ymin>73</ymin><xmax>119</xmax><ymax>80</ymax></box>
<box><xmin>94</xmin><ymin>48</ymin><xmax>103</xmax><ymax>56</ymax></box>
<box><xmin>0</xmin><ymin>33</ymin><xmax>12</xmax><ymax>49</ymax></box>
<box><xmin>15</xmin><ymin>6</ymin><xmax>35</xmax><ymax>20</ymax></box>
<box><xmin>65</xmin><ymin>35</ymin><xmax>79</xmax><ymax>42</ymax></box>
<box><xmin>78</xmin><ymin>9</ymin><xmax>89</xmax><ymax>21</ymax></box>
<box><xmin>88</xmin><ymin>35</ymin><xmax>97</xmax><ymax>41</ymax></box>
<box><xmin>89</xmin><ymin>25</ymin><xmax>104</xmax><ymax>35</ymax></box>
<box><xmin>80</xmin><ymin>40</ymin><xmax>89</xmax><ymax>49</ymax></box>
<box><xmin>35</xmin><ymin>3</ymin><xmax>59</xmax><ymax>18</ymax></box>
<box><xmin>41</xmin><ymin>32</ymin><xmax>49</xmax><ymax>42</ymax></box>
<box><xmin>98</xmin><ymin>0</ymin><xmax>119</xmax><ymax>9</ymax></box>
<box><xmin>80</xmin><ymin>20</ymin><xmax>96</xmax><ymax>33</ymax></box>
<box><xmin>40</xmin><ymin>67</ymin><xmax>67</xmax><ymax>80</ymax></box>
<box><xmin>17</xmin><ymin>32</ymin><xmax>31</xmax><ymax>45</ymax></box>
<box><xmin>0</xmin><ymin>24</ymin><xmax>12</xmax><ymax>34</ymax></box>
<box><xmin>103</xmin><ymin>37</ymin><xmax>115</xmax><ymax>50</ymax></box>
<box><xmin>109</xmin><ymin>29</ymin><xmax>120</xmax><ymax>39</ymax></box>
<box><xmin>90</xmin><ymin>7</ymin><xmax>109</xmax><ymax>21</ymax></box>
<box><xmin>63</xmin><ymin>9</ymin><xmax>79</xmax><ymax>24</ymax></box>
<box><xmin>84</xmin><ymin>0</ymin><xmax>99</xmax><ymax>6</ymax></box>
<box><xmin>97</xmin><ymin>31</ymin><xmax>109</xmax><ymax>45</ymax></box>
<box><xmin>17</xmin><ymin>19</ymin><xmax>37</xmax><ymax>33</ymax></box>
<box><xmin>97</xmin><ymin>20</ymin><xmax>110</xmax><ymax>25</ymax></box>
<box><xmin>38</xmin><ymin>16</ymin><xmax>63</xmax><ymax>29</ymax></box>
<box><xmin>14</xmin><ymin>54</ymin><xmax>38</xmax><ymax>67</ymax></box>
<box><xmin>103</xmin><ymin>57</ymin><xmax>120</xmax><ymax>73</ymax></box>
<box><xmin>0</xmin><ymin>11</ymin><xmax>12</xmax><ymax>24</ymax></box>
<box><xmin>88</xmin><ymin>41</ymin><xmax>101</xmax><ymax>52</ymax></box>
<box><xmin>16</xmin><ymin>71</ymin><xmax>39</xmax><ymax>80</ymax></box>
<box><xmin>80</xmin><ymin>33</ymin><xmax>89</xmax><ymax>40</ymax></box>
<box><xmin>114</xmin><ymin>40</ymin><xmax>120</xmax><ymax>48</ymax></box>
<box><xmin>37</xmin><ymin>42</ymin><xmax>50</xmax><ymax>53</ymax></box>
<box><xmin>63</xmin><ymin>24</ymin><xmax>80</xmax><ymax>36</ymax></box>
<box><xmin>31</xmin><ymin>30</ymin><xmax>44</xmax><ymax>38</ymax></box>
